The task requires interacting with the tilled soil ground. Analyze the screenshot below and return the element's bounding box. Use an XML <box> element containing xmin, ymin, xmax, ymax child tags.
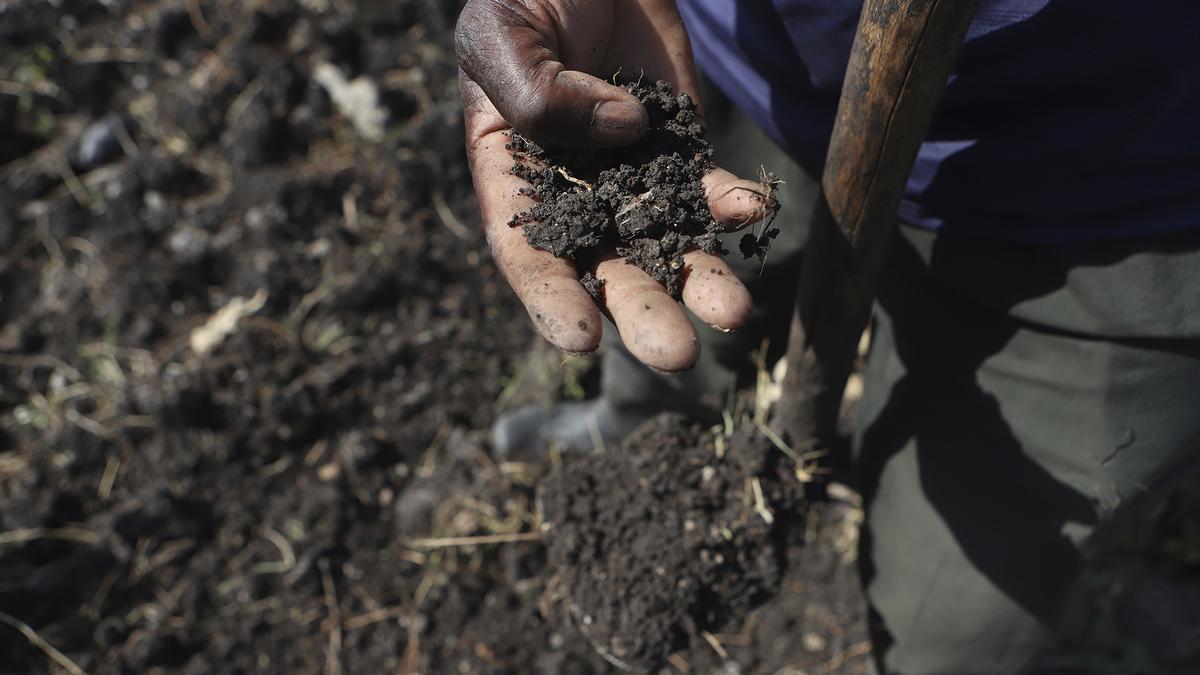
<box><xmin>2</xmin><ymin>2</ymin><xmax>1196</xmax><ymax>675</ymax></box>
<box><xmin>540</xmin><ymin>415</ymin><xmax>805</xmax><ymax>671</ymax></box>
<box><xmin>0</xmin><ymin>1</ymin><xmax>870</xmax><ymax>673</ymax></box>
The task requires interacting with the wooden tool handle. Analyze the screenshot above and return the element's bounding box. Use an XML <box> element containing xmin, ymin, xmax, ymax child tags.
<box><xmin>777</xmin><ymin>0</ymin><xmax>981</xmax><ymax>451</ymax></box>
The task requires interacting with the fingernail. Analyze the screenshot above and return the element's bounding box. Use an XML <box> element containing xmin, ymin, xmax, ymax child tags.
<box><xmin>589</xmin><ymin>101</ymin><xmax>648</xmax><ymax>144</ymax></box>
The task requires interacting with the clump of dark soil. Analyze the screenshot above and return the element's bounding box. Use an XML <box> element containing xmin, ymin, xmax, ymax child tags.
<box><xmin>539</xmin><ymin>414</ymin><xmax>803</xmax><ymax>670</ymax></box>
<box><xmin>509</xmin><ymin>79</ymin><xmax>777</xmax><ymax>299</ymax></box>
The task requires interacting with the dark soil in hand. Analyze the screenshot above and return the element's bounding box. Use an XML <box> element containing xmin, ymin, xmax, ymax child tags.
<box><xmin>509</xmin><ymin>80</ymin><xmax>777</xmax><ymax>299</ymax></box>
<box><xmin>539</xmin><ymin>414</ymin><xmax>804</xmax><ymax>670</ymax></box>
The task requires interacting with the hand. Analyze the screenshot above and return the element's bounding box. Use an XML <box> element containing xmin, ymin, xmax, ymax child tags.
<box><xmin>456</xmin><ymin>0</ymin><xmax>771</xmax><ymax>372</ymax></box>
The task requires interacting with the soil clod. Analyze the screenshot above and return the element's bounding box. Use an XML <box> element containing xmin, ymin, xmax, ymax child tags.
<box><xmin>509</xmin><ymin>80</ymin><xmax>779</xmax><ymax>299</ymax></box>
<box><xmin>539</xmin><ymin>414</ymin><xmax>803</xmax><ymax>670</ymax></box>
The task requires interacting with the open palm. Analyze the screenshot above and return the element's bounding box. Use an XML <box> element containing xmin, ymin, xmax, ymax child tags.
<box><xmin>456</xmin><ymin>0</ymin><xmax>771</xmax><ymax>372</ymax></box>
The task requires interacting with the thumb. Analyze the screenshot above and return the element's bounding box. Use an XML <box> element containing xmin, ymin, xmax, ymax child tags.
<box><xmin>454</xmin><ymin>1</ymin><xmax>648</xmax><ymax>147</ymax></box>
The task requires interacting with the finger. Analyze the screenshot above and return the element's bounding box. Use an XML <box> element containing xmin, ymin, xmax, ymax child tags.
<box><xmin>595</xmin><ymin>257</ymin><xmax>699</xmax><ymax>372</ymax></box>
<box><xmin>463</xmin><ymin>80</ymin><xmax>602</xmax><ymax>353</ymax></box>
<box><xmin>702</xmin><ymin>167</ymin><xmax>778</xmax><ymax>231</ymax></box>
<box><xmin>680</xmin><ymin>251</ymin><xmax>752</xmax><ymax>331</ymax></box>
<box><xmin>455</xmin><ymin>1</ymin><xmax>648</xmax><ymax>147</ymax></box>
<box><xmin>493</xmin><ymin>220</ymin><xmax>604</xmax><ymax>354</ymax></box>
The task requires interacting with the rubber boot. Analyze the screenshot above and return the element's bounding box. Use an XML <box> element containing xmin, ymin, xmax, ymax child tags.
<box><xmin>490</xmin><ymin>343</ymin><xmax>710</xmax><ymax>461</ymax></box>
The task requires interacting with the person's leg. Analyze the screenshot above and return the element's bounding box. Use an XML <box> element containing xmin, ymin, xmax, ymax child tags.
<box><xmin>854</xmin><ymin>226</ymin><xmax>1200</xmax><ymax>674</ymax></box>
<box><xmin>492</xmin><ymin>87</ymin><xmax>818</xmax><ymax>458</ymax></box>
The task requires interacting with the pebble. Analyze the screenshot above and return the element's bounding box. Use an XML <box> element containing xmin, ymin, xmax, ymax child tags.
<box><xmin>168</xmin><ymin>226</ymin><xmax>208</xmax><ymax>261</ymax></box>
<box><xmin>316</xmin><ymin>463</ymin><xmax>340</xmax><ymax>482</ymax></box>
<box><xmin>76</xmin><ymin>115</ymin><xmax>124</xmax><ymax>170</ymax></box>
<box><xmin>143</xmin><ymin>190</ymin><xmax>166</xmax><ymax>212</ymax></box>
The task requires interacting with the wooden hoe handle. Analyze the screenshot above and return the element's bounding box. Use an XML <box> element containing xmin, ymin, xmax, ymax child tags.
<box><xmin>776</xmin><ymin>0</ymin><xmax>982</xmax><ymax>451</ymax></box>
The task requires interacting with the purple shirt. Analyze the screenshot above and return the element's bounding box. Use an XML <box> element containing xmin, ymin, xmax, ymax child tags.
<box><xmin>679</xmin><ymin>0</ymin><xmax>1200</xmax><ymax>242</ymax></box>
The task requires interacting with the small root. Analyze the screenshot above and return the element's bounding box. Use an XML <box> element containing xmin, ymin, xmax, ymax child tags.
<box><xmin>614</xmin><ymin>189</ymin><xmax>655</xmax><ymax>224</ymax></box>
<box><xmin>556</xmin><ymin>167</ymin><xmax>593</xmax><ymax>191</ymax></box>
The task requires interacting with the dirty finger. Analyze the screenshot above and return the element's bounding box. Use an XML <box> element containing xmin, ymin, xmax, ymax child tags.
<box><xmin>702</xmin><ymin>167</ymin><xmax>778</xmax><ymax>231</ymax></box>
<box><xmin>595</xmin><ymin>256</ymin><xmax>699</xmax><ymax>372</ymax></box>
<box><xmin>680</xmin><ymin>251</ymin><xmax>752</xmax><ymax>331</ymax></box>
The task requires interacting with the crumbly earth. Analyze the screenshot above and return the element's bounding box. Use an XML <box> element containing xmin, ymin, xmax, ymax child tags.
<box><xmin>2</xmin><ymin>1</ymin><xmax>1192</xmax><ymax>674</ymax></box>
<box><xmin>509</xmin><ymin>79</ymin><xmax>777</xmax><ymax>299</ymax></box>
<box><xmin>0</xmin><ymin>2</ymin><xmax>869</xmax><ymax>673</ymax></box>
<box><xmin>539</xmin><ymin>414</ymin><xmax>805</xmax><ymax>670</ymax></box>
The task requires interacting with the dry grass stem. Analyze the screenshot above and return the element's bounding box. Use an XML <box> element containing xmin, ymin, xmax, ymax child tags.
<box><xmin>586</xmin><ymin>414</ymin><xmax>607</xmax><ymax>454</ymax></box>
<box><xmin>750</xmin><ymin>477</ymin><xmax>774</xmax><ymax>525</ymax></box>
<box><xmin>753</xmin><ymin>418</ymin><xmax>803</xmax><ymax>464</ymax></box>
<box><xmin>185</xmin><ymin>0</ymin><xmax>212</xmax><ymax>37</ymax></box>
<box><xmin>318</xmin><ymin>558</ymin><xmax>342</xmax><ymax>675</ymax></box>
<box><xmin>342</xmin><ymin>606</ymin><xmax>404</xmax><ymax>631</ymax></box>
<box><xmin>666</xmin><ymin>653</ymin><xmax>691</xmax><ymax>672</ymax></box>
<box><xmin>432</xmin><ymin>189</ymin><xmax>471</xmax><ymax>239</ymax></box>
<box><xmin>0</xmin><ymin>526</ymin><xmax>99</xmax><ymax>547</ymax></box>
<box><xmin>814</xmin><ymin>639</ymin><xmax>873</xmax><ymax>674</ymax></box>
<box><xmin>97</xmin><ymin>456</ymin><xmax>120</xmax><ymax>499</ymax></box>
<box><xmin>0</xmin><ymin>610</ymin><xmax>88</xmax><ymax>675</ymax></box>
<box><xmin>252</xmin><ymin>528</ymin><xmax>297</xmax><ymax>575</ymax></box>
<box><xmin>226</xmin><ymin>77</ymin><xmax>264</xmax><ymax>127</ymax></box>
<box><xmin>341</xmin><ymin>191</ymin><xmax>359</xmax><ymax>232</ymax></box>
<box><xmin>402</xmin><ymin>614</ymin><xmax>421</xmax><ymax>674</ymax></box>
<box><xmin>700</xmin><ymin>630</ymin><xmax>729</xmax><ymax>660</ymax></box>
<box><xmin>402</xmin><ymin>531</ymin><xmax>542</xmax><ymax>549</ymax></box>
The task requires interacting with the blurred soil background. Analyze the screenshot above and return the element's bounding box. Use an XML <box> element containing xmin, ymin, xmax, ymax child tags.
<box><xmin>0</xmin><ymin>1</ymin><xmax>1197</xmax><ymax>674</ymax></box>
